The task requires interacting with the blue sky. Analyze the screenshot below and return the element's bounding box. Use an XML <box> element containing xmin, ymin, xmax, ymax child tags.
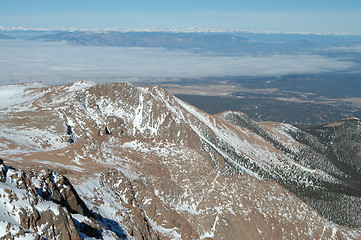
<box><xmin>1</xmin><ymin>0</ymin><xmax>361</xmax><ymax>33</ymax></box>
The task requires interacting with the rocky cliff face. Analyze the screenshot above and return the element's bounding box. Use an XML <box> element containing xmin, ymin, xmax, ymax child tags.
<box><xmin>0</xmin><ymin>159</ymin><xmax>87</xmax><ymax>239</ymax></box>
<box><xmin>1</xmin><ymin>81</ymin><xmax>361</xmax><ymax>239</ymax></box>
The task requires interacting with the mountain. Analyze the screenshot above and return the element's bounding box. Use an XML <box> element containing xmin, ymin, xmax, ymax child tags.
<box><xmin>0</xmin><ymin>33</ymin><xmax>14</xmax><ymax>39</ymax></box>
<box><xmin>1</xmin><ymin>81</ymin><xmax>361</xmax><ymax>239</ymax></box>
<box><xmin>33</xmin><ymin>31</ymin><xmax>248</xmax><ymax>50</ymax></box>
<box><xmin>5</xmin><ymin>29</ymin><xmax>361</xmax><ymax>54</ymax></box>
<box><xmin>31</xmin><ymin>30</ymin><xmax>319</xmax><ymax>54</ymax></box>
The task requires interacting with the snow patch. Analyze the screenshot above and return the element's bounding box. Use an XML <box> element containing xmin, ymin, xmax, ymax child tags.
<box><xmin>0</xmin><ymin>82</ymin><xmax>44</xmax><ymax>108</ymax></box>
<box><xmin>176</xmin><ymin>202</ymin><xmax>199</xmax><ymax>215</ymax></box>
<box><xmin>147</xmin><ymin>216</ymin><xmax>181</xmax><ymax>240</ymax></box>
<box><xmin>35</xmin><ymin>201</ymin><xmax>60</xmax><ymax>216</ymax></box>
<box><xmin>0</xmin><ymin>221</ymin><xmax>9</xmax><ymax>237</ymax></box>
<box><xmin>33</xmin><ymin>160</ymin><xmax>84</xmax><ymax>172</ymax></box>
<box><xmin>66</xmin><ymin>80</ymin><xmax>96</xmax><ymax>92</ymax></box>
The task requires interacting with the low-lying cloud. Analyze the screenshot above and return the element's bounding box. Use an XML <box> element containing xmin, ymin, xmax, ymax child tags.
<box><xmin>328</xmin><ymin>45</ymin><xmax>361</xmax><ymax>53</ymax></box>
<box><xmin>0</xmin><ymin>39</ymin><xmax>358</xmax><ymax>86</ymax></box>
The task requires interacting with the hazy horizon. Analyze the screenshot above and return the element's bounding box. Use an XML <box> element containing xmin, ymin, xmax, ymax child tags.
<box><xmin>1</xmin><ymin>0</ymin><xmax>361</xmax><ymax>34</ymax></box>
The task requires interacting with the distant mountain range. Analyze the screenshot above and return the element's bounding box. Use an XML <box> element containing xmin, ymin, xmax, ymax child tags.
<box><xmin>2</xmin><ymin>29</ymin><xmax>361</xmax><ymax>54</ymax></box>
<box><xmin>30</xmin><ymin>31</ymin><xmax>318</xmax><ymax>55</ymax></box>
<box><xmin>0</xmin><ymin>33</ymin><xmax>14</xmax><ymax>39</ymax></box>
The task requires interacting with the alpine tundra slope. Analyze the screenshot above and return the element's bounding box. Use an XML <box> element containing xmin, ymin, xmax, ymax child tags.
<box><xmin>0</xmin><ymin>81</ymin><xmax>361</xmax><ymax>239</ymax></box>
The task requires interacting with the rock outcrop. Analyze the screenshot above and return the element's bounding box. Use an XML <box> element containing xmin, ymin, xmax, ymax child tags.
<box><xmin>0</xmin><ymin>160</ymin><xmax>82</xmax><ymax>239</ymax></box>
<box><xmin>0</xmin><ymin>160</ymin><xmax>129</xmax><ymax>239</ymax></box>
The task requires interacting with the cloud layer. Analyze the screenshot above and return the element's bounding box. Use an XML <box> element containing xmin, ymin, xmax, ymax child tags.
<box><xmin>0</xmin><ymin>39</ymin><xmax>358</xmax><ymax>86</ymax></box>
<box><xmin>329</xmin><ymin>45</ymin><xmax>361</xmax><ymax>53</ymax></box>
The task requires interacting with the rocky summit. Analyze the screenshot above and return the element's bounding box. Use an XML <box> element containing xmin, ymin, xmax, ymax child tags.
<box><xmin>0</xmin><ymin>81</ymin><xmax>361</xmax><ymax>239</ymax></box>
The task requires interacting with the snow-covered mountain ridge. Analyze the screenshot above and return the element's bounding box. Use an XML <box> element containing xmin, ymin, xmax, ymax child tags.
<box><xmin>2</xmin><ymin>26</ymin><xmax>361</xmax><ymax>35</ymax></box>
<box><xmin>1</xmin><ymin>81</ymin><xmax>361</xmax><ymax>239</ymax></box>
